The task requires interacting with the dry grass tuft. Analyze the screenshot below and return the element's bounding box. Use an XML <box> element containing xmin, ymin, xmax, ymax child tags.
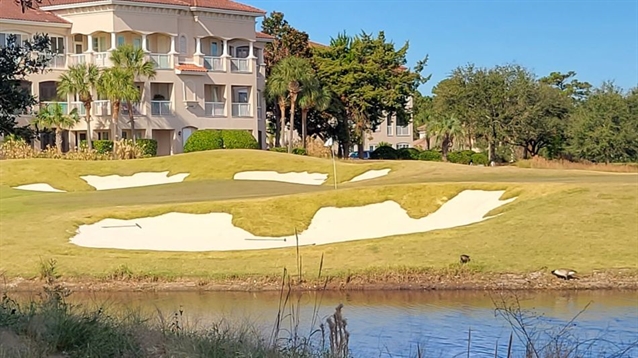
<box><xmin>516</xmin><ymin>156</ymin><xmax>638</xmax><ymax>173</ymax></box>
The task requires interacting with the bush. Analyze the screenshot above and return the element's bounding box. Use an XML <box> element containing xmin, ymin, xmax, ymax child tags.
<box><xmin>397</xmin><ymin>147</ymin><xmax>421</xmax><ymax>160</ymax></box>
<box><xmin>371</xmin><ymin>146</ymin><xmax>398</xmax><ymax>160</ymax></box>
<box><xmin>183</xmin><ymin>130</ymin><xmax>223</xmax><ymax>153</ymax></box>
<box><xmin>292</xmin><ymin>147</ymin><xmax>307</xmax><ymax>156</ymax></box>
<box><xmin>447</xmin><ymin>150</ymin><xmax>475</xmax><ymax>164</ymax></box>
<box><xmin>136</xmin><ymin>139</ymin><xmax>157</xmax><ymax>156</ymax></box>
<box><xmin>269</xmin><ymin>147</ymin><xmax>288</xmax><ymax>153</ymax></box>
<box><xmin>268</xmin><ymin>147</ymin><xmax>306</xmax><ymax>155</ymax></box>
<box><xmin>418</xmin><ymin>150</ymin><xmax>443</xmax><ymax>162</ymax></box>
<box><xmin>221</xmin><ymin>130</ymin><xmax>259</xmax><ymax>149</ymax></box>
<box><xmin>93</xmin><ymin>140</ymin><xmax>113</xmax><ymax>154</ymax></box>
<box><xmin>471</xmin><ymin>152</ymin><xmax>489</xmax><ymax>165</ymax></box>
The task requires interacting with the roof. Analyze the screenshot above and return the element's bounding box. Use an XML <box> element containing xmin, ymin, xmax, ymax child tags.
<box><xmin>38</xmin><ymin>0</ymin><xmax>266</xmax><ymax>14</ymax></box>
<box><xmin>256</xmin><ymin>31</ymin><xmax>274</xmax><ymax>39</ymax></box>
<box><xmin>0</xmin><ymin>2</ymin><xmax>69</xmax><ymax>24</ymax></box>
<box><xmin>309</xmin><ymin>40</ymin><xmax>328</xmax><ymax>49</ymax></box>
<box><xmin>175</xmin><ymin>63</ymin><xmax>207</xmax><ymax>72</ymax></box>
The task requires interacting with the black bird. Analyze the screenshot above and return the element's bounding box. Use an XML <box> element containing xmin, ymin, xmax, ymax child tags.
<box><xmin>551</xmin><ymin>269</ymin><xmax>577</xmax><ymax>280</ymax></box>
<box><xmin>460</xmin><ymin>254</ymin><xmax>471</xmax><ymax>264</ymax></box>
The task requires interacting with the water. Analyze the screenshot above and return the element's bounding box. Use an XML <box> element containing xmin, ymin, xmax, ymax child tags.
<box><xmin>18</xmin><ymin>289</ymin><xmax>638</xmax><ymax>357</ymax></box>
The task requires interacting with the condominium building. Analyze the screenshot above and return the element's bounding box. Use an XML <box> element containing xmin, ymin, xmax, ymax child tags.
<box><xmin>1</xmin><ymin>0</ymin><xmax>272</xmax><ymax>155</ymax></box>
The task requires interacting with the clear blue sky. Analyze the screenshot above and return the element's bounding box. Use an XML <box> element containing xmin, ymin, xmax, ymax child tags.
<box><xmin>247</xmin><ymin>0</ymin><xmax>638</xmax><ymax>95</ymax></box>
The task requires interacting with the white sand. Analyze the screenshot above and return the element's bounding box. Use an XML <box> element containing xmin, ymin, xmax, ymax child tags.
<box><xmin>70</xmin><ymin>190</ymin><xmax>517</xmax><ymax>252</ymax></box>
<box><xmin>80</xmin><ymin>171</ymin><xmax>190</xmax><ymax>190</ymax></box>
<box><xmin>233</xmin><ymin>171</ymin><xmax>328</xmax><ymax>186</ymax></box>
<box><xmin>13</xmin><ymin>183</ymin><xmax>66</xmax><ymax>193</ymax></box>
<box><xmin>349</xmin><ymin>169</ymin><xmax>391</xmax><ymax>182</ymax></box>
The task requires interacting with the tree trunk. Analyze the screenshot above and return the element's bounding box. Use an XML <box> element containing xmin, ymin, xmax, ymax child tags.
<box><xmin>301</xmin><ymin>108</ymin><xmax>308</xmax><ymax>149</ymax></box>
<box><xmin>112</xmin><ymin>101</ymin><xmax>120</xmax><ymax>158</ymax></box>
<box><xmin>127</xmin><ymin>100</ymin><xmax>136</xmax><ymax>144</ymax></box>
<box><xmin>356</xmin><ymin>121</ymin><xmax>365</xmax><ymax>160</ymax></box>
<box><xmin>278</xmin><ymin>97</ymin><xmax>286</xmax><ymax>147</ymax></box>
<box><xmin>274</xmin><ymin>105</ymin><xmax>281</xmax><ymax>147</ymax></box>
<box><xmin>55</xmin><ymin>129</ymin><xmax>62</xmax><ymax>153</ymax></box>
<box><xmin>288</xmin><ymin>92</ymin><xmax>298</xmax><ymax>153</ymax></box>
<box><xmin>442</xmin><ymin>136</ymin><xmax>450</xmax><ymax>161</ymax></box>
<box><xmin>85</xmin><ymin>102</ymin><xmax>93</xmax><ymax>150</ymax></box>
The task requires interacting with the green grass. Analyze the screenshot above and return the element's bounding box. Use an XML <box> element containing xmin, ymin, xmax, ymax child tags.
<box><xmin>0</xmin><ymin>150</ymin><xmax>637</xmax><ymax>281</ymax></box>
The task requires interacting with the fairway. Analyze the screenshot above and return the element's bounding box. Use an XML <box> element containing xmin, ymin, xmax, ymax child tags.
<box><xmin>0</xmin><ymin>151</ymin><xmax>637</xmax><ymax>285</ymax></box>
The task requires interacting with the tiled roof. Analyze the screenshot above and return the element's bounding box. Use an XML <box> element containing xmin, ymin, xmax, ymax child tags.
<box><xmin>309</xmin><ymin>40</ymin><xmax>328</xmax><ymax>49</ymax></box>
<box><xmin>175</xmin><ymin>64</ymin><xmax>207</xmax><ymax>72</ymax></box>
<box><xmin>0</xmin><ymin>2</ymin><xmax>69</xmax><ymax>24</ymax></box>
<box><xmin>39</xmin><ymin>0</ymin><xmax>266</xmax><ymax>14</ymax></box>
<box><xmin>256</xmin><ymin>31</ymin><xmax>274</xmax><ymax>39</ymax></box>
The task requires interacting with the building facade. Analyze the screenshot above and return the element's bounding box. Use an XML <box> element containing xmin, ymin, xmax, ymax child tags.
<box><xmin>1</xmin><ymin>0</ymin><xmax>272</xmax><ymax>155</ymax></box>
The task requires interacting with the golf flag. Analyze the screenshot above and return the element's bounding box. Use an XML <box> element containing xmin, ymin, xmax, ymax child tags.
<box><xmin>324</xmin><ymin>137</ymin><xmax>334</xmax><ymax>147</ymax></box>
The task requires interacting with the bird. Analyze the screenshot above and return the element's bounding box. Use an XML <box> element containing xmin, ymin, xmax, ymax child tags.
<box><xmin>460</xmin><ymin>254</ymin><xmax>471</xmax><ymax>264</ymax></box>
<box><xmin>551</xmin><ymin>269</ymin><xmax>578</xmax><ymax>280</ymax></box>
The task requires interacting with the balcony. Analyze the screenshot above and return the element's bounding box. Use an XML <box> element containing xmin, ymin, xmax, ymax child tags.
<box><xmin>121</xmin><ymin>102</ymin><xmax>141</xmax><ymax>116</ymax></box>
<box><xmin>68</xmin><ymin>54</ymin><xmax>86</xmax><ymax>66</ymax></box>
<box><xmin>397</xmin><ymin>125</ymin><xmax>411</xmax><ymax>136</ymax></box>
<box><xmin>150</xmin><ymin>54</ymin><xmax>171</xmax><ymax>69</ymax></box>
<box><xmin>203</xmin><ymin>56</ymin><xmax>224</xmax><ymax>71</ymax></box>
<box><xmin>48</xmin><ymin>54</ymin><xmax>66</xmax><ymax>69</ymax></box>
<box><xmin>387</xmin><ymin>124</ymin><xmax>393</xmax><ymax>136</ymax></box>
<box><xmin>69</xmin><ymin>102</ymin><xmax>86</xmax><ymax>116</ymax></box>
<box><xmin>92</xmin><ymin>52</ymin><xmax>110</xmax><ymax>67</ymax></box>
<box><xmin>232</xmin><ymin>103</ymin><xmax>251</xmax><ymax>117</ymax></box>
<box><xmin>230</xmin><ymin>58</ymin><xmax>250</xmax><ymax>73</ymax></box>
<box><xmin>41</xmin><ymin>101</ymin><xmax>68</xmax><ymax>114</ymax></box>
<box><xmin>151</xmin><ymin>100</ymin><xmax>171</xmax><ymax>116</ymax></box>
<box><xmin>204</xmin><ymin>102</ymin><xmax>225</xmax><ymax>117</ymax></box>
<box><xmin>93</xmin><ymin>100</ymin><xmax>111</xmax><ymax>116</ymax></box>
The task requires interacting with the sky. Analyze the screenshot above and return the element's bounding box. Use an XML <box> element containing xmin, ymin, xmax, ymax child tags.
<box><xmin>246</xmin><ymin>0</ymin><xmax>638</xmax><ymax>95</ymax></box>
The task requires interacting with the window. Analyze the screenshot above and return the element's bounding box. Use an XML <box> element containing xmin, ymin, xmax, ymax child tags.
<box><xmin>397</xmin><ymin>143</ymin><xmax>410</xmax><ymax>149</ymax></box>
<box><xmin>386</xmin><ymin>114</ymin><xmax>393</xmax><ymax>136</ymax></box>
<box><xmin>92</xmin><ymin>36</ymin><xmax>106</xmax><ymax>52</ymax></box>
<box><xmin>237</xmin><ymin>90</ymin><xmax>248</xmax><ymax>103</ymax></box>
<box><xmin>117</xmin><ymin>35</ymin><xmax>125</xmax><ymax>47</ymax></box>
<box><xmin>0</xmin><ymin>33</ymin><xmax>24</xmax><ymax>47</ymax></box>
<box><xmin>97</xmin><ymin>131</ymin><xmax>109</xmax><ymax>140</ymax></box>
<box><xmin>50</xmin><ymin>36</ymin><xmax>64</xmax><ymax>54</ymax></box>
<box><xmin>133</xmin><ymin>38</ymin><xmax>142</xmax><ymax>50</ymax></box>
<box><xmin>369</xmin><ymin>145</ymin><xmax>376</xmax><ymax>152</ymax></box>
<box><xmin>210</xmin><ymin>41</ymin><xmax>218</xmax><ymax>56</ymax></box>
<box><xmin>236</xmin><ymin>46</ymin><xmax>249</xmax><ymax>58</ymax></box>
<box><xmin>179</xmin><ymin>35</ymin><xmax>187</xmax><ymax>54</ymax></box>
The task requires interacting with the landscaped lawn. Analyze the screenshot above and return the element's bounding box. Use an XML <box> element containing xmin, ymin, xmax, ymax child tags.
<box><xmin>0</xmin><ymin>150</ymin><xmax>636</xmax><ymax>280</ymax></box>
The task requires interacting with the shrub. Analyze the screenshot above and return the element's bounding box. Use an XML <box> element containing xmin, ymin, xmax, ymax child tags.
<box><xmin>0</xmin><ymin>137</ymin><xmax>36</xmax><ymax>159</ymax></box>
<box><xmin>471</xmin><ymin>152</ymin><xmax>489</xmax><ymax>165</ymax></box>
<box><xmin>269</xmin><ymin>147</ymin><xmax>288</xmax><ymax>153</ymax></box>
<box><xmin>418</xmin><ymin>150</ymin><xmax>443</xmax><ymax>162</ymax></box>
<box><xmin>183</xmin><ymin>130</ymin><xmax>223</xmax><ymax>153</ymax></box>
<box><xmin>371</xmin><ymin>146</ymin><xmax>398</xmax><ymax>160</ymax></box>
<box><xmin>397</xmin><ymin>147</ymin><xmax>421</xmax><ymax>160</ymax></box>
<box><xmin>292</xmin><ymin>147</ymin><xmax>307</xmax><ymax>156</ymax></box>
<box><xmin>221</xmin><ymin>130</ymin><xmax>259</xmax><ymax>149</ymax></box>
<box><xmin>447</xmin><ymin>150</ymin><xmax>475</xmax><ymax>164</ymax></box>
<box><xmin>268</xmin><ymin>146</ymin><xmax>306</xmax><ymax>155</ymax></box>
<box><xmin>92</xmin><ymin>140</ymin><xmax>114</xmax><ymax>154</ymax></box>
<box><xmin>136</xmin><ymin>139</ymin><xmax>157</xmax><ymax>156</ymax></box>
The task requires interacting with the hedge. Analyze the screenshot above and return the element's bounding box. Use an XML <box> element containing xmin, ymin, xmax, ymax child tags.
<box><xmin>371</xmin><ymin>146</ymin><xmax>398</xmax><ymax>160</ymax></box>
<box><xmin>418</xmin><ymin>150</ymin><xmax>443</xmax><ymax>162</ymax></box>
<box><xmin>397</xmin><ymin>147</ymin><xmax>421</xmax><ymax>160</ymax></box>
<box><xmin>80</xmin><ymin>140</ymin><xmax>113</xmax><ymax>154</ymax></box>
<box><xmin>136</xmin><ymin>138</ymin><xmax>157</xmax><ymax>156</ymax></box>
<box><xmin>183</xmin><ymin>130</ymin><xmax>223</xmax><ymax>153</ymax></box>
<box><xmin>221</xmin><ymin>130</ymin><xmax>259</xmax><ymax>149</ymax></box>
<box><xmin>471</xmin><ymin>152</ymin><xmax>489</xmax><ymax>165</ymax></box>
<box><xmin>447</xmin><ymin>150</ymin><xmax>475</xmax><ymax>165</ymax></box>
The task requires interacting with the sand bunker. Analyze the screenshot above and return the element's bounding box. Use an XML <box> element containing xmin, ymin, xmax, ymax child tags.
<box><xmin>81</xmin><ymin>171</ymin><xmax>190</xmax><ymax>190</ymax></box>
<box><xmin>13</xmin><ymin>183</ymin><xmax>66</xmax><ymax>193</ymax></box>
<box><xmin>233</xmin><ymin>171</ymin><xmax>328</xmax><ymax>186</ymax></box>
<box><xmin>70</xmin><ymin>190</ymin><xmax>516</xmax><ymax>252</ymax></box>
<box><xmin>349</xmin><ymin>169</ymin><xmax>391</xmax><ymax>182</ymax></box>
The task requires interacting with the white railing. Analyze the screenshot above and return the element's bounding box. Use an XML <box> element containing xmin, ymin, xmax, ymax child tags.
<box><xmin>231</xmin><ymin>103</ymin><xmax>251</xmax><ymax>117</ymax></box>
<box><xmin>230</xmin><ymin>58</ymin><xmax>250</xmax><ymax>73</ymax></box>
<box><xmin>120</xmin><ymin>102</ymin><xmax>141</xmax><ymax>115</ymax></box>
<box><xmin>203</xmin><ymin>56</ymin><xmax>224</xmax><ymax>71</ymax></box>
<box><xmin>151</xmin><ymin>100</ymin><xmax>171</xmax><ymax>115</ymax></box>
<box><xmin>92</xmin><ymin>52</ymin><xmax>110</xmax><ymax>67</ymax></box>
<box><xmin>387</xmin><ymin>124</ymin><xmax>393</xmax><ymax>136</ymax></box>
<box><xmin>69</xmin><ymin>102</ymin><xmax>86</xmax><ymax>115</ymax></box>
<box><xmin>68</xmin><ymin>54</ymin><xmax>86</xmax><ymax>66</ymax></box>
<box><xmin>204</xmin><ymin>102</ymin><xmax>225</xmax><ymax>117</ymax></box>
<box><xmin>48</xmin><ymin>54</ymin><xmax>66</xmax><ymax>69</ymax></box>
<box><xmin>41</xmin><ymin>101</ymin><xmax>68</xmax><ymax>114</ymax></box>
<box><xmin>150</xmin><ymin>53</ymin><xmax>171</xmax><ymax>69</ymax></box>
<box><xmin>93</xmin><ymin>100</ymin><xmax>111</xmax><ymax>116</ymax></box>
<box><xmin>397</xmin><ymin>125</ymin><xmax>411</xmax><ymax>136</ymax></box>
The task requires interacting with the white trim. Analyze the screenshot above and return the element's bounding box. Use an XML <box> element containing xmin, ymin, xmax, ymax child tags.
<box><xmin>0</xmin><ymin>18</ymin><xmax>72</xmax><ymax>28</ymax></box>
<box><xmin>189</xmin><ymin>6</ymin><xmax>265</xmax><ymax>17</ymax></box>
<box><xmin>41</xmin><ymin>0</ymin><xmax>264</xmax><ymax>16</ymax></box>
<box><xmin>41</xmin><ymin>0</ymin><xmax>111</xmax><ymax>10</ymax></box>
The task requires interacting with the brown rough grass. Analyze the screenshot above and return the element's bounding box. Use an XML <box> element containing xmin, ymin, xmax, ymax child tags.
<box><xmin>516</xmin><ymin>156</ymin><xmax>638</xmax><ymax>173</ymax></box>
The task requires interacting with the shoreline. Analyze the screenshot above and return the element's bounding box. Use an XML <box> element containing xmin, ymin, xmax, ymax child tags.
<box><xmin>3</xmin><ymin>270</ymin><xmax>637</xmax><ymax>293</ymax></box>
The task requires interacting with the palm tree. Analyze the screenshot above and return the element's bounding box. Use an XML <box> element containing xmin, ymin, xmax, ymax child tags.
<box><xmin>268</xmin><ymin>56</ymin><xmax>315</xmax><ymax>153</ymax></box>
<box><xmin>97</xmin><ymin>67</ymin><xmax>139</xmax><ymax>143</ymax></box>
<box><xmin>265</xmin><ymin>77</ymin><xmax>288</xmax><ymax>147</ymax></box>
<box><xmin>109</xmin><ymin>45</ymin><xmax>156</xmax><ymax>143</ymax></box>
<box><xmin>32</xmin><ymin>103</ymin><xmax>80</xmax><ymax>152</ymax></box>
<box><xmin>58</xmin><ymin>63</ymin><xmax>100</xmax><ymax>149</ymax></box>
<box><xmin>430</xmin><ymin>114</ymin><xmax>465</xmax><ymax>161</ymax></box>
<box><xmin>298</xmin><ymin>79</ymin><xmax>331</xmax><ymax>149</ymax></box>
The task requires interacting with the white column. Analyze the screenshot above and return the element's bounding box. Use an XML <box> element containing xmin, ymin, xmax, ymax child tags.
<box><xmin>141</xmin><ymin>34</ymin><xmax>149</xmax><ymax>53</ymax></box>
<box><xmin>248</xmin><ymin>41</ymin><xmax>255</xmax><ymax>58</ymax></box>
<box><xmin>169</xmin><ymin>35</ymin><xmax>177</xmax><ymax>54</ymax></box>
<box><xmin>194</xmin><ymin>37</ymin><xmax>202</xmax><ymax>55</ymax></box>
<box><xmin>226</xmin><ymin>85</ymin><xmax>233</xmax><ymax>117</ymax></box>
<box><xmin>222</xmin><ymin>39</ymin><xmax>229</xmax><ymax>57</ymax></box>
<box><xmin>110</xmin><ymin>32</ymin><xmax>116</xmax><ymax>50</ymax></box>
<box><xmin>86</xmin><ymin>34</ymin><xmax>94</xmax><ymax>53</ymax></box>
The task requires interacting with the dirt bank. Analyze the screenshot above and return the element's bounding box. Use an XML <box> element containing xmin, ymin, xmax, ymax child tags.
<box><xmin>3</xmin><ymin>269</ymin><xmax>637</xmax><ymax>293</ymax></box>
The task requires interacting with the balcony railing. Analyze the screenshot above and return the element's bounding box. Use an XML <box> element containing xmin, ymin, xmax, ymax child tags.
<box><xmin>397</xmin><ymin>125</ymin><xmax>411</xmax><ymax>136</ymax></box>
<box><xmin>151</xmin><ymin>100</ymin><xmax>171</xmax><ymax>115</ymax></box>
<box><xmin>204</xmin><ymin>102</ymin><xmax>225</xmax><ymax>117</ymax></box>
<box><xmin>120</xmin><ymin>102</ymin><xmax>141</xmax><ymax>116</ymax></box>
<box><xmin>231</xmin><ymin>103</ymin><xmax>251</xmax><ymax>117</ymax></box>
<box><xmin>92</xmin><ymin>52</ymin><xmax>110</xmax><ymax>67</ymax></box>
<box><xmin>150</xmin><ymin>54</ymin><xmax>171</xmax><ymax>69</ymax></box>
<box><xmin>41</xmin><ymin>101</ymin><xmax>68</xmax><ymax>114</ymax></box>
<box><xmin>47</xmin><ymin>54</ymin><xmax>66</xmax><ymax>69</ymax></box>
<box><xmin>387</xmin><ymin>124</ymin><xmax>393</xmax><ymax>136</ymax></box>
<box><xmin>230</xmin><ymin>58</ymin><xmax>250</xmax><ymax>73</ymax></box>
<box><xmin>68</xmin><ymin>54</ymin><xmax>86</xmax><ymax>66</ymax></box>
<box><xmin>69</xmin><ymin>102</ymin><xmax>86</xmax><ymax>115</ymax></box>
<box><xmin>203</xmin><ymin>56</ymin><xmax>224</xmax><ymax>71</ymax></box>
<box><xmin>93</xmin><ymin>100</ymin><xmax>111</xmax><ymax>116</ymax></box>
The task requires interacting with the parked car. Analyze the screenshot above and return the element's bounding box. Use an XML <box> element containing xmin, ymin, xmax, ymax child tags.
<box><xmin>349</xmin><ymin>151</ymin><xmax>371</xmax><ymax>160</ymax></box>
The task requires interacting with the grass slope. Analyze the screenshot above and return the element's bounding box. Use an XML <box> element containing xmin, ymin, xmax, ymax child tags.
<box><xmin>0</xmin><ymin>151</ymin><xmax>637</xmax><ymax>281</ymax></box>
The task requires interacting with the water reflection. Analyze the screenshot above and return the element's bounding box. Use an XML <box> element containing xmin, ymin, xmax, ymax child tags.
<box><xmin>13</xmin><ymin>290</ymin><xmax>638</xmax><ymax>357</ymax></box>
